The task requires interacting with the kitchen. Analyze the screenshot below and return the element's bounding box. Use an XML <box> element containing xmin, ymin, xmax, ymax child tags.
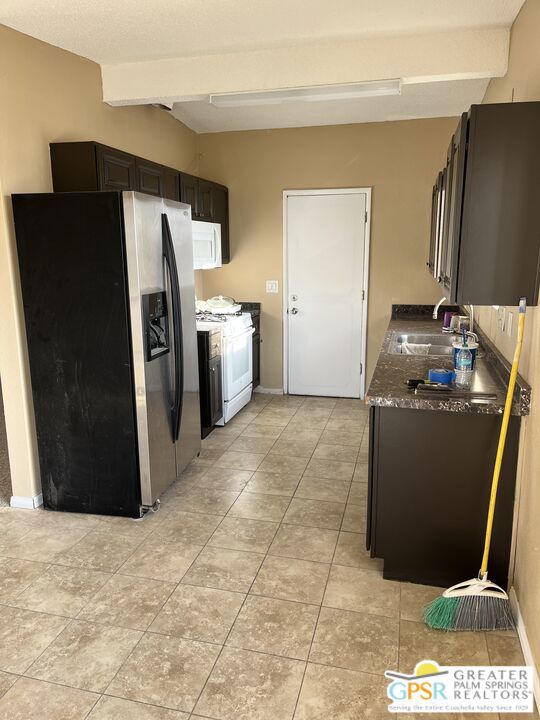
<box><xmin>1</xmin><ymin>1</ymin><xmax>540</xmax><ymax>718</ymax></box>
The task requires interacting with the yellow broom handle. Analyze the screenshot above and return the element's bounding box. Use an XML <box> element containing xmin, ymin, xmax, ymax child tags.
<box><xmin>480</xmin><ymin>299</ymin><xmax>526</xmax><ymax>577</ymax></box>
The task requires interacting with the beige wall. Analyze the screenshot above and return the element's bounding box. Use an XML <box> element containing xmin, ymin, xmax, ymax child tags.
<box><xmin>475</xmin><ymin>0</ymin><xmax>540</xmax><ymax>673</ymax></box>
<box><xmin>198</xmin><ymin>118</ymin><xmax>456</xmax><ymax>389</ymax></box>
<box><xmin>0</xmin><ymin>25</ymin><xmax>198</xmax><ymax>500</ymax></box>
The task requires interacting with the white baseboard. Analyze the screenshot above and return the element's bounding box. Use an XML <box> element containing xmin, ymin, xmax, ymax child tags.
<box><xmin>510</xmin><ymin>587</ymin><xmax>540</xmax><ymax>711</ymax></box>
<box><xmin>10</xmin><ymin>493</ymin><xmax>43</xmax><ymax>510</ymax></box>
<box><xmin>253</xmin><ymin>386</ymin><xmax>284</xmax><ymax>395</ymax></box>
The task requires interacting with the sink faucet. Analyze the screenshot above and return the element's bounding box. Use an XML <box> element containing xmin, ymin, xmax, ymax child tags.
<box><xmin>468</xmin><ymin>304</ymin><xmax>474</xmax><ymax>334</ymax></box>
<box><xmin>433</xmin><ymin>296</ymin><xmax>447</xmax><ymax>320</ymax></box>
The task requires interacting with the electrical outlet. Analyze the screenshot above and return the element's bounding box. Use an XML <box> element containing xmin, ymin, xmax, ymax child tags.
<box><xmin>266</xmin><ymin>280</ymin><xmax>279</xmax><ymax>294</ymax></box>
<box><xmin>498</xmin><ymin>307</ymin><xmax>506</xmax><ymax>332</ymax></box>
<box><xmin>507</xmin><ymin>312</ymin><xmax>513</xmax><ymax>337</ymax></box>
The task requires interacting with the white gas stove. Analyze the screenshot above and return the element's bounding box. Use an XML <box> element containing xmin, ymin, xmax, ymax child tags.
<box><xmin>196</xmin><ymin>311</ymin><xmax>253</xmax><ymax>336</ymax></box>
<box><xmin>196</xmin><ymin>300</ymin><xmax>254</xmax><ymax>424</ymax></box>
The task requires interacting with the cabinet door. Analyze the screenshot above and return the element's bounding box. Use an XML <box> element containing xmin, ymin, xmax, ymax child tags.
<box><xmin>444</xmin><ymin>114</ymin><xmax>468</xmax><ymax>302</ymax></box>
<box><xmin>437</xmin><ymin>167</ymin><xmax>448</xmax><ymax>285</ymax></box>
<box><xmin>180</xmin><ymin>173</ymin><xmax>199</xmax><ymax>217</ymax></box>
<box><xmin>163</xmin><ymin>167</ymin><xmax>180</xmax><ymax>201</ymax></box>
<box><xmin>459</xmin><ymin>103</ymin><xmax>540</xmax><ymax>305</ymax></box>
<box><xmin>366</xmin><ymin>406</ymin><xmax>379</xmax><ymax>553</ymax></box>
<box><xmin>135</xmin><ymin>158</ymin><xmax>164</xmax><ymax>197</ymax></box>
<box><xmin>252</xmin><ymin>332</ymin><xmax>260</xmax><ymax>388</ymax></box>
<box><xmin>208</xmin><ymin>355</ymin><xmax>223</xmax><ymax>426</ymax></box>
<box><xmin>440</xmin><ymin>152</ymin><xmax>453</xmax><ymax>290</ymax></box>
<box><xmin>212</xmin><ymin>185</ymin><xmax>230</xmax><ymax>263</ymax></box>
<box><xmin>428</xmin><ymin>182</ymin><xmax>438</xmax><ymax>275</ymax></box>
<box><xmin>96</xmin><ymin>145</ymin><xmax>136</xmax><ymax>191</ymax></box>
<box><xmin>198</xmin><ymin>180</ymin><xmax>214</xmax><ymax>220</ymax></box>
<box><xmin>430</xmin><ymin>171</ymin><xmax>445</xmax><ymax>283</ymax></box>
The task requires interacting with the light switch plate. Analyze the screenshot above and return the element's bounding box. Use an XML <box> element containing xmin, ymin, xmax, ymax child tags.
<box><xmin>266</xmin><ymin>280</ymin><xmax>279</xmax><ymax>294</ymax></box>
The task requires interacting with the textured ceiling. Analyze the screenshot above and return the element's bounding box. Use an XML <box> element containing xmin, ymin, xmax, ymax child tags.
<box><xmin>171</xmin><ymin>78</ymin><xmax>490</xmax><ymax>133</ymax></box>
<box><xmin>0</xmin><ymin>0</ymin><xmax>525</xmax><ymax>64</ymax></box>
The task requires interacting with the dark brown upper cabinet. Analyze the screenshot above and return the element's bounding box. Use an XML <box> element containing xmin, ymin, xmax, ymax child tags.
<box><xmin>135</xmin><ymin>158</ymin><xmax>164</xmax><ymax>197</ymax></box>
<box><xmin>198</xmin><ymin>180</ymin><xmax>214</xmax><ymax>220</ymax></box>
<box><xmin>441</xmin><ymin>113</ymin><xmax>467</xmax><ymax>302</ymax></box>
<box><xmin>428</xmin><ymin>102</ymin><xmax>540</xmax><ymax>306</ymax></box>
<box><xmin>179</xmin><ymin>173</ymin><xmax>199</xmax><ymax>217</ymax></box>
<box><xmin>50</xmin><ymin>142</ymin><xmax>230</xmax><ymax>264</ymax></box>
<box><xmin>428</xmin><ymin>171</ymin><xmax>444</xmax><ymax>283</ymax></box>
<box><xmin>179</xmin><ymin>173</ymin><xmax>230</xmax><ymax>263</ymax></box>
<box><xmin>163</xmin><ymin>167</ymin><xmax>180</xmax><ymax>202</ymax></box>
<box><xmin>212</xmin><ymin>184</ymin><xmax>230</xmax><ymax>264</ymax></box>
<box><xmin>50</xmin><ymin>142</ymin><xmax>137</xmax><ymax>193</ymax></box>
<box><xmin>96</xmin><ymin>145</ymin><xmax>136</xmax><ymax>191</ymax></box>
<box><xmin>179</xmin><ymin>174</ymin><xmax>214</xmax><ymax>220</ymax></box>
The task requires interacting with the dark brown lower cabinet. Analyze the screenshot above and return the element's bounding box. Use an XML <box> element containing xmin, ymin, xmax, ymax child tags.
<box><xmin>197</xmin><ymin>329</ymin><xmax>223</xmax><ymax>438</ymax></box>
<box><xmin>367</xmin><ymin>406</ymin><xmax>519</xmax><ymax>589</ymax></box>
<box><xmin>252</xmin><ymin>332</ymin><xmax>260</xmax><ymax>389</ymax></box>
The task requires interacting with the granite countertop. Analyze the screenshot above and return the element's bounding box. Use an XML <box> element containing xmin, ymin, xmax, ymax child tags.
<box><xmin>366</xmin><ymin>306</ymin><xmax>531</xmax><ymax>416</ymax></box>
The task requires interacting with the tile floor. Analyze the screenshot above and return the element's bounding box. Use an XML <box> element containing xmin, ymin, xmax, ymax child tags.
<box><xmin>0</xmin><ymin>394</ymin><xmax>531</xmax><ymax>719</ymax></box>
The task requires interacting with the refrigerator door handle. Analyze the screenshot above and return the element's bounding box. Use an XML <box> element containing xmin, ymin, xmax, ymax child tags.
<box><xmin>162</xmin><ymin>213</ymin><xmax>184</xmax><ymax>441</ymax></box>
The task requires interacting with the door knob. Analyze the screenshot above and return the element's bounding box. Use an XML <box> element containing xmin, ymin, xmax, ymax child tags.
<box><xmin>290</xmin><ymin>307</ymin><xmax>299</xmax><ymax>315</ymax></box>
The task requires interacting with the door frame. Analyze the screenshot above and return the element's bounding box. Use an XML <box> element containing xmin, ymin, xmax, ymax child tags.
<box><xmin>282</xmin><ymin>187</ymin><xmax>372</xmax><ymax>398</ymax></box>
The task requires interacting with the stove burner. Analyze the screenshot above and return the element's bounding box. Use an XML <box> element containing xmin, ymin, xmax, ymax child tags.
<box><xmin>196</xmin><ymin>310</ymin><xmax>243</xmax><ymax>323</ymax></box>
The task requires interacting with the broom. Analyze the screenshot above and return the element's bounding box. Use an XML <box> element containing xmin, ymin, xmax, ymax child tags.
<box><xmin>424</xmin><ymin>298</ymin><xmax>526</xmax><ymax>632</ymax></box>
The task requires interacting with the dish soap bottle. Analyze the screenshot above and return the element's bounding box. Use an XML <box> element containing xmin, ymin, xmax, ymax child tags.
<box><xmin>455</xmin><ymin>346</ymin><xmax>473</xmax><ymax>389</ymax></box>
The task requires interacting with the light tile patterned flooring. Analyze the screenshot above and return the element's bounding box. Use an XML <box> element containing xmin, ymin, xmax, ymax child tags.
<box><xmin>0</xmin><ymin>394</ymin><xmax>530</xmax><ymax>719</ymax></box>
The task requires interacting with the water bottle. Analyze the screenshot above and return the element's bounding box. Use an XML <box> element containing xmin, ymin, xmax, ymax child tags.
<box><xmin>455</xmin><ymin>347</ymin><xmax>473</xmax><ymax>389</ymax></box>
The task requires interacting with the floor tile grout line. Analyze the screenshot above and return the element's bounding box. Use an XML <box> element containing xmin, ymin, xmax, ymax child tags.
<box><xmin>188</xmin><ymin>454</ymin><xmax>296</xmax><ymax>714</ymax></box>
<box><xmin>190</xmin><ymin>398</ymin><xmax>330</xmax><ymax>719</ymax></box>
<box><xmin>73</xmin><ymin>552</ymin><xmax>193</xmax><ymax>628</ymax></box>
<box><xmin>173</xmin><ymin>404</ymin><xmax>293</xmax><ymax>716</ymax></box>
<box><xmin>5</xmin><ymin>675</ymin><xmax>104</xmax><ymax>720</ymax></box>
<box><xmin>191</xmin><ymin>400</ymin><xmax>318</xmax><ymax>720</ymax></box>
<box><xmin>12</xmin><ymin>475</ymin><xmax>235</xmax><ymax>706</ymax></box>
<box><xmin>20</xmin><ymin>613</ymin><xmax>78</xmax><ymax>682</ymax></box>
<box><xmin>0</xmin><ymin>396</ymin><xmax>374</xmax><ymax>718</ymax></box>
<box><xmin>260</xmin><ymin>404</ymin><xmax>337</xmax><ymax>720</ymax></box>
<box><xmin>288</xmin><ymin>407</ymin><xmax>337</xmax><ymax>719</ymax></box>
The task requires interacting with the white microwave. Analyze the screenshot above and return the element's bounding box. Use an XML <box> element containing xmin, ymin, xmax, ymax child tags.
<box><xmin>192</xmin><ymin>221</ymin><xmax>222</xmax><ymax>270</ymax></box>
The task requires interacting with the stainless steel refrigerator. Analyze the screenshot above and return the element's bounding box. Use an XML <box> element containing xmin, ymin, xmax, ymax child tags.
<box><xmin>12</xmin><ymin>191</ymin><xmax>201</xmax><ymax>517</ymax></box>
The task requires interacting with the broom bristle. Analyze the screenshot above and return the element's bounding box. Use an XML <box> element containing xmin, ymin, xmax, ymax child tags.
<box><xmin>424</xmin><ymin>594</ymin><xmax>515</xmax><ymax>631</ymax></box>
<box><xmin>453</xmin><ymin>595</ymin><xmax>515</xmax><ymax>632</ymax></box>
<box><xmin>424</xmin><ymin>596</ymin><xmax>459</xmax><ymax>630</ymax></box>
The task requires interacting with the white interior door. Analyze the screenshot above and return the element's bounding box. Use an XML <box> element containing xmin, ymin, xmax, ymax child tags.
<box><xmin>285</xmin><ymin>191</ymin><xmax>368</xmax><ymax>398</ymax></box>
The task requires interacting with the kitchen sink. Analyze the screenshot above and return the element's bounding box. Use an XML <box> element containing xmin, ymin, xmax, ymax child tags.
<box><xmin>388</xmin><ymin>332</ymin><xmax>456</xmax><ymax>357</ymax></box>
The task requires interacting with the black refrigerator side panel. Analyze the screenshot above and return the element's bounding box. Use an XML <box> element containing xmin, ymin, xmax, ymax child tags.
<box><xmin>12</xmin><ymin>192</ymin><xmax>141</xmax><ymax>517</ymax></box>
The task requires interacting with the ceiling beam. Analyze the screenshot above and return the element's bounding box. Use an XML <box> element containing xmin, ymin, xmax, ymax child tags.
<box><xmin>102</xmin><ymin>27</ymin><xmax>509</xmax><ymax>106</ymax></box>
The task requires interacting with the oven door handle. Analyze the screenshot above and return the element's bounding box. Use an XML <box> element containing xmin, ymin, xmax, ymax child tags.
<box><xmin>223</xmin><ymin>327</ymin><xmax>255</xmax><ymax>342</ymax></box>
